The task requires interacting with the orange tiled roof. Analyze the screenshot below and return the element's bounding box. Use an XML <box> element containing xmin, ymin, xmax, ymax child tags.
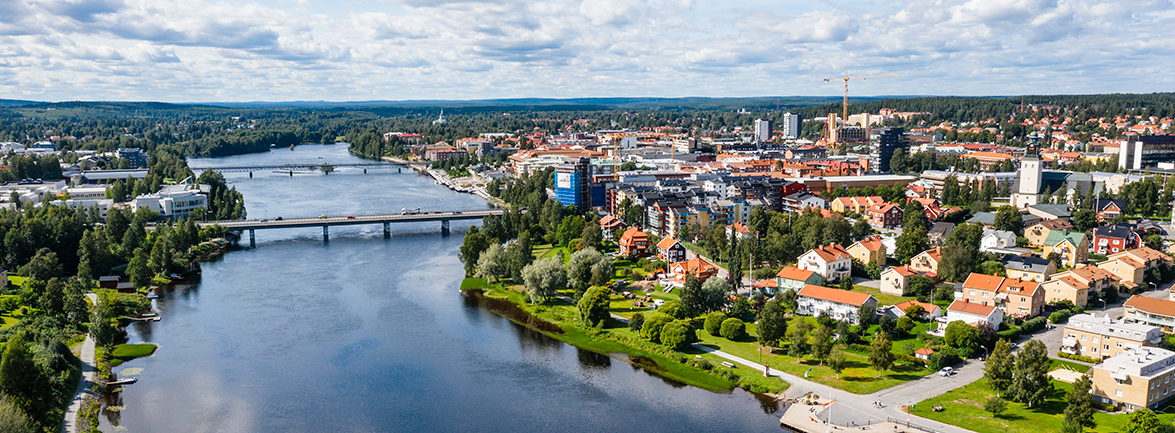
<box><xmin>797</xmin><ymin>284</ymin><xmax>874</xmax><ymax>307</ymax></box>
<box><xmin>963</xmin><ymin>273</ymin><xmax>1005</xmax><ymax>292</ymax></box>
<box><xmin>895</xmin><ymin>300</ymin><xmax>939</xmax><ymax>314</ymax></box>
<box><xmin>809</xmin><ymin>244</ymin><xmax>852</xmax><ymax>262</ymax></box>
<box><xmin>853</xmin><ymin>238</ymin><xmax>885</xmax><ymax>252</ymax></box>
<box><xmin>657</xmin><ymin>237</ymin><xmax>680</xmax><ymax>250</ymax></box>
<box><xmin>948</xmin><ymin>300</ymin><xmax>998</xmax><ymax>316</ymax></box>
<box><xmin>1125</xmin><ymin>295</ymin><xmax>1175</xmax><ymax>318</ymax></box>
<box><xmin>776</xmin><ymin>266</ymin><xmax>816</xmax><ymax>281</ymax></box>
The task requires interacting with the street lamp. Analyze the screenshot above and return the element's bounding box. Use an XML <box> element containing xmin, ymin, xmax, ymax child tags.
<box><xmin>982</xmin><ymin>345</ymin><xmax>989</xmax><ymax>361</ymax></box>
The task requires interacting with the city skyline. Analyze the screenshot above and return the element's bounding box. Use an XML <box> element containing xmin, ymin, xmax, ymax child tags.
<box><xmin>0</xmin><ymin>0</ymin><xmax>1172</xmax><ymax>102</ymax></box>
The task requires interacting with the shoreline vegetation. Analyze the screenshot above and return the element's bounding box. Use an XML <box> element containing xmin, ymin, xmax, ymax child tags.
<box><xmin>460</xmin><ymin>279</ymin><xmax>789</xmax><ymax>397</ymax></box>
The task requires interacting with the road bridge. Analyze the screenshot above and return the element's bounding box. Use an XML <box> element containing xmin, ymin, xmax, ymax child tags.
<box><xmin>199</xmin><ymin>209</ymin><xmax>504</xmax><ymax>247</ymax></box>
<box><xmin>190</xmin><ymin>162</ymin><xmax>407</xmax><ymax>175</ymax></box>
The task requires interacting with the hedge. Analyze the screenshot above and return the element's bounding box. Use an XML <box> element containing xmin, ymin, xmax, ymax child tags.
<box><xmin>1057</xmin><ymin>351</ymin><xmax>1099</xmax><ymax>364</ymax></box>
<box><xmin>996</xmin><ymin>329</ymin><xmax>1021</xmax><ymax>340</ymax></box>
<box><xmin>1021</xmin><ymin>316</ymin><xmax>1047</xmax><ymax>333</ymax></box>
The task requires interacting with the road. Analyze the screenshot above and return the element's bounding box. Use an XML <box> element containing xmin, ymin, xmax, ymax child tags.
<box><xmin>63</xmin><ymin>293</ymin><xmax>99</xmax><ymax>433</ymax></box>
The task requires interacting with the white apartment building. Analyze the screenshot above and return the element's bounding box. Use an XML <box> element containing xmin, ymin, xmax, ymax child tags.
<box><xmin>796</xmin><ymin>284</ymin><xmax>877</xmax><ymax>325</ymax></box>
<box><xmin>797</xmin><ymin>244</ymin><xmax>853</xmax><ymax>282</ymax></box>
<box><xmin>130</xmin><ymin>185</ymin><xmax>209</xmax><ymax>220</ymax></box>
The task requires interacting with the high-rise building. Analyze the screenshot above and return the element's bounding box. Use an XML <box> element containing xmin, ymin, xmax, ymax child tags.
<box><xmin>782</xmin><ymin>113</ymin><xmax>801</xmax><ymax>139</ymax></box>
<box><xmin>754</xmin><ymin>119</ymin><xmax>773</xmax><ymax>143</ymax></box>
<box><xmin>876</xmin><ymin>127</ymin><xmax>907</xmax><ymax>172</ymax></box>
<box><xmin>554</xmin><ymin>157</ymin><xmax>592</xmax><ymax>209</ymax></box>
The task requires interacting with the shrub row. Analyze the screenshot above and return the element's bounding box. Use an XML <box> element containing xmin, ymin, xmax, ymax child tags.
<box><xmin>1057</xmin><ymin>351</ymin><xmax>1099</xmax><ymax>364</ymax></box>
<box><xmin>1020</xmin><ymin>316</ymin><xmax>1047</xmax><ymax>333</ymax></box>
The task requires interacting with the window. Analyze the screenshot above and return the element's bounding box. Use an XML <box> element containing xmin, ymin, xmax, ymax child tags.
<box><xmin>1117</xmin><ymin>390</ymin><xmax>1124</xmax><ymax>397</ymax></box>
<box><xmin>1082</xmin><ymin>335</ymin><xmax>1087</xmax><ymax>341</ymax></box>
<box><xmin>970</xmin><ymin>290</ymin><xmax>976</xmax><ymax>296</ymax></box>
<box><xmin>1093</xmin><ymin>338</ymin><xmax>1099</xmax><ymax>344</ymax></box>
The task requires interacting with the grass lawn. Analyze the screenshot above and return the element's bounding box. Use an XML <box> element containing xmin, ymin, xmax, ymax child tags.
<box><xmin>110</xmin><ymin>343</ymin><xmax>158</xmax><ymax>366</ymax></box>
<box><xmin>697</xmin><ymin>317</ymin><xmax>934</xmax><ymax>395</ymax></box>
<box><xmin>7</xmin><ymin>275</ymin><xmax>27</xmax><ymax>287</ymax></box>
<box><xmin>852</xmin><ymin>284</ymin><xmax>916</xmax><ymax>305</ymax></box>
<box><xmin>912</xmin><ymin>377</ymin><xmax>1174</xmax><ymax>433</ymax></box>
<box><xmin>459</xmin><ymin>277</ymin><xmax>493</xmax><ymax>291</ymax></box>
<box><xmin>0</xmin><ymin>315</ymin><xmax>17</xmax><ymax>329</ymax></box>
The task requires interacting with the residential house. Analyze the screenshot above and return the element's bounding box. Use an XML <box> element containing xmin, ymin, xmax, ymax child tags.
<box><xmin>914</xmin><ymin>348</ymin><xmax>935</xmax><ymax>360</ymax></box>
<box><xmin>1093</xmin><ymin>224</ymin><xmax>1145</xmax><ymax>255</ymax></box>
<box><xmin>782</xmin><ymin>191</ymin><xmax>826</xmax><ymax>214</ymax></box>
<box><xmin>928</xmin><ymin>222</ymin><xmax>954</xmax><ymax>247</ymax></box>
<box><xmin>1001</xmin><ymin>255</ymin><xmax>1056</xmax><ymax>282</ymax></box>
<box><xmin>774</xmin><ymin>266</ymin><xmax>823</xmax><ymax>293</ymax></box>
<box><xmin>656</xmin><ymin>238</ymin><xmax>687</xmax><ymax>263</ymax></box>
<box><xmin>1062</xmin><ymin>313</ymin><xmax>1162</xmax><ymax>361</ymax></box>
<box><xmin>1026</xmin><ymin>219</ymin><xmax>1075</xmax><ymax>248</ymax></box>
<box><xmin>1043</xmin><ymin>230</ymin><xmax>1089</xmax><ymax>268</ymax></box>
<box><xmin>1089</xmin><ymin>347</ymin><xmax>1175</xmax><ymax>411</ymax></box>
<box><xmin>1098</xmin><ymin>247</ymin><xmax>1173</xmax><ymax>290</ymax></box>
<box><xmin>945</xmin><ymin>300</ymin><xmax>1005</xmax><ymax>327</ymax></box>
<box><xmin>1043</xmin><ymin>266</ymin><xmax>1119</xmax><ymax>307</ymax></box>
<box><xmin>599</xmin><ymin>214</ymin><xmax>627</xmax><ymax>241</ymax></box>
<box><xmin>909</xmin><ymin>247</ymin><xmax>944</xmax><ymax>275</ymax></box>
<box><xmin>1027</xmin><ymin>204</ymin><xmax>1072</xmax><ymax>222</ymax></box>
<box><xmin>1124</xmin><ymin>295</ymin><xmax>1175</xmax><ymax>333</ymax></box>
<box><xmin>980</xmin><ymin>229</ymin><xmax>1018</xmax><ymax>253</ymax></box>
<box><xmin>618</xmin><ymin>227</ymin><xmax>650</xmax><ymax>256</ymax></box>
<box><xmin>830</xmin><ymin>196</ymin><xmax>885</xmax><ymax>214</ymax></box>
<box><xmin>797</xmin><ymin>244</ymin><xmax>853</xmax><ymax>282</ymax></box>
<box><xmin>880</xmin><ymin>265</ymin><xmax>935</xmax><ymax>296</ymax></box>
<box><xmin>726</xmin><ymin>222</ymin><xmax>753</xmax><ymax>240</ymax></box>
<box><xmin>1094</xmin><ymin>198</ymin><xmax>1128</xmax><ymax>223</ymax></box>
<box><xmin>847</xmin><ymin>238</ymin><xmax>887</xmax><ymax>267</ymax></box>
<box><xmin>893</xmin><ymin>300</ymin><xmax>943</xmax><ymax>320</ymax></box>
<box><xmin>669</xmin><ymin>257</ymin><xmax>720</xmax><ymax>285</ymax></box>
<box><xmin>796</xmin><ymin>284</ymin><xmax>878</xmax><ymax>325</ymax></box>
<box><xmin>867</xmin><ymin>203</ymin><xmax>904</xmax><ymax>228</ymax></box>
<box><xmin>960</xmin><ymin>273</ymin><xmax>1044</xmax><ymax>318</ymax></box>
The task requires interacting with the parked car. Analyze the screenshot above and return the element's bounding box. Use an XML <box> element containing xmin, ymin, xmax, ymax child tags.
<box><xmin>939</xmin><ymin>367</ymin><xmax>954</xmax><ymax>377</ymax></box>
<box><xmin>346</xmin><ymin>216</ymin><xmax>356</xmax><ymax>219</ymax></box>
<box><xmin>275</xmin><ymin>217</ymin><xmax>283</xmax><ymax>221</ymax></box>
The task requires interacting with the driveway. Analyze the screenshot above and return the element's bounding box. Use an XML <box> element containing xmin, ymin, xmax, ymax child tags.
<box><xmin>854</xmin><ymin>277</ymin><xmax>881</xmax><ymax>289</ymax></box>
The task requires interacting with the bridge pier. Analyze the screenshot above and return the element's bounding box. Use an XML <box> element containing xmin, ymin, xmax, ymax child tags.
<box><xmin>364</xmin><ymin>169</ymin><xmax>367</xmax><ymax>174</ymax></box>
<box><xmin>249</xmin><ymin>171</ymin><xmax>253</xmax><ymax>179</ymax></box>
<box><xmin>323</xmin><ymin>226</ymin><xmax>329</xmax><ymax>243</ymax></box>
<box><xmin>441</xmin><ymin>219</ymin><xmax>450</xmax><ymax>236</ymax></box>
<box><xmin>289</xmin><ymin>170</ymin><xmax>294</xmax><ymax>177</ymax></box>
<box><xmin>383</xmin><ymin>222</ymin><xmax>390</xmax><ymax>239</ymax></box>
<box><xmin>249</xmin><ymin>229</ymin><xmax>256</xmax><ymax>248</ymax></box>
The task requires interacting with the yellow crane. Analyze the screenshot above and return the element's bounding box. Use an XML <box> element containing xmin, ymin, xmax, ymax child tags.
<box><xmin>823</xmin><ymin>71</ymin><xmax>898</xmax><ymax>141</ymax></box>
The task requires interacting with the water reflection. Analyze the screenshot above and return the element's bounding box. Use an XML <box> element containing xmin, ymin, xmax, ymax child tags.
<box><xmin>576</xmin><ymin>348</ymin><xmax>612</xmax><ymax>370</ymax></box>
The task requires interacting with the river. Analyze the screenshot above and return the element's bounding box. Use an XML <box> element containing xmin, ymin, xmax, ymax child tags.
<box><xmin>109</xmin><ymin>144</ymin><xmax>787</xmax><ymax>432</ymax></box>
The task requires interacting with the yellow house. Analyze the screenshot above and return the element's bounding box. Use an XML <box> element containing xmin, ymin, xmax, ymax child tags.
<box><xmin>1043</xmin><ymin>230</ymin><xmax>1089</xmax><ymax>268</ymax></box>
<box><xmin>830</xmin><ymin>196</ymin><xmax>885</xmax><ymax>214</ymax></box>
<box><xmin>1025</xmin><ymin>219</ymin><xmax>1074</xmax><ymax>248</ymax></box>
<box><xmin>909</xmin><ymin>247</ymin><xmax>944</xmax><ymax>275</ymax></box>
<box><xmin>847</xmin><ymin>238</ymin><xmax>886</xmax><ymax>267</ymax></box>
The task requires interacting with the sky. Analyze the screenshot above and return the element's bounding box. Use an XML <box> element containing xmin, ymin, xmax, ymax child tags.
<box><xmin>0</xmin><ymin>0</ymin><xmax>1172</xmax><ymax>102</ymax></box>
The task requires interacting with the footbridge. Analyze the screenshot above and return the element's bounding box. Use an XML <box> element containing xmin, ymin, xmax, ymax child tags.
<box><xmin>199</xmin><ymin>209</ymin><xmax>504</xmax><ymax>247</ymax></box>
<box><xmin>190</xmin><ymin>162</ymin><xmax>407</xmax><ymax>174</ymax></box>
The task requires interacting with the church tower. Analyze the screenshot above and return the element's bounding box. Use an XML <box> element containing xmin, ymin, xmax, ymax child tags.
<box><xmin>1012</xmin><ymin>132</ymin><xmax>1043</xmax><ymax>208</ymax></box>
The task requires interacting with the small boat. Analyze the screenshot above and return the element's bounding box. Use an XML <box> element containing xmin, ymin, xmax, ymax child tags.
<box><xmin>169</xmin><ymin>273</ymin><xmax>183</xmax><ymax>279</ymax></box>
<box><xmin>146</xmin><ymin>293</ymin><xmax>159</xmax><ymax>299</ymax></box>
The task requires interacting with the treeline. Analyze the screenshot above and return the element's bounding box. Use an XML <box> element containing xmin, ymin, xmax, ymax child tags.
<box><xmin>0</xmin><ymin>154</ymin><xmax>64</xmax><ymax>181</ymax></box>
<box><xmin>175</xmin><ymin>129</ymin><xmax>300</xmax><ymax>157</ymax></box>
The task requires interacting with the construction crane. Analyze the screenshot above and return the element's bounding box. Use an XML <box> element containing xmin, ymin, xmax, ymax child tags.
<box><xmin>823</xmin><ymin>71</ymin><xmax>898</xmax><ymax>141</ymax></box>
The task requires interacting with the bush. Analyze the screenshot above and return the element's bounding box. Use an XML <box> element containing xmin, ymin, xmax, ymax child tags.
<box><xmin>640</xmin><ymin>313</ymin><xmax>673</xmax><ymax>343</ymax></box>
<box><xmin>719</xmin><ymin>318</ymin><xmax>746</xmax><ymax>340</ymax></box>
<box><xmin>996</xmin><ymin>328</ymin><xmax>1021</xmax><ymax>340</ymax></box>
<box><xmin>930</xmin><ymin>351</ymin><xmax>962</xmax><ymax>370</ymax></box>
<box><xmin>658</xmin><ymin>301</ymin><xmax>685</xmax><ymax>319</ymax></box>
<box><xmin>703</xmin><ymin>312</ymin><xmax>727</xmax><ymax>336</ymax></box>
<box><xmin>895</xmin><ymin>353</ymin><xmax>928</xmax><ymax>368</ymax></box>
<box><xmin>660</xmin><ymin>320</ymin><xmax>696</xmax><ymax>350</ymax></box>
<box><xmin>1057</xmin><ymin>351</ymin><xmax>1099</xmax><ymax>364</ymax></box>
<box><xmin>1021</xmin><ymin>316</ymin><xmax>1047</xmax><ymax>333</ymax></box>
<box><xmin>1049</xmin><ymin>310</ymin><xmax>1071</xmax><ymax>324</ymax></box>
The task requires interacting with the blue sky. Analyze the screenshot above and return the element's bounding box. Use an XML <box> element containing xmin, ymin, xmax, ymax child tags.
<box><xmin>0</xmin><ymin>0</ymin><xmax>1171</xmax><ymax>102</ymax></box>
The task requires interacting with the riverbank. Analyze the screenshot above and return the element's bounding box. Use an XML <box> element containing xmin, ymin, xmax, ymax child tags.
<box><xmin>381</xmin><ymin>156</ymin><xmax>508</xmax><ymax>206</ymax></box>
<box><xmin>460</xmin><ymin>278</ymin><xmax>790</xmax><ymax>397</ymax></box>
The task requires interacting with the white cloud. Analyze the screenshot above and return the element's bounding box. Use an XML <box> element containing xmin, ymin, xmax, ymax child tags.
<box><xmin>0</xmin><ymin>0</ymin><xmax>1171</xmax><ymax>101</ymax></box>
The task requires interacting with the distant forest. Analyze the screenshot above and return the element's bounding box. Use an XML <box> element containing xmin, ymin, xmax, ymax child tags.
<box><xmin>0</xmin><ymin>93</ymin><xmax>1173</xmax><ymax>162</ymax></box>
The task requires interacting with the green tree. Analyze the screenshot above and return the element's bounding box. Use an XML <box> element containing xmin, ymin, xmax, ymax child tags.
<box><xmin>869</xmin><ymin>330</ymin><xmax>894</xmax><ymax>376</ymax></box>
<box><xmin>857</xmin><ymin>302</ymin><xmax>877</xmax><ymax>328</ymax></box>
<box><xmin>903</xmin><ymin>200</ymin><xmax>928</xmax><ymax>231</ymax></box>
<box><xmin>475</xmin><ymin>243</ymin><xmax>507</xmax><ymax>282</ymax></box>
<box><xmin>567</xmin><ymin>247</ymin><xmax>609</xmax><ymax>296</ymax></box>
<box><xmin>640</xmin><ymin>313</ymin><xmax>672</xmax><ymax>343</ymax></box>
<box><xmin>555</xmin><ymin>215</ymin><xmax>586</xmax><ymax>247</ymax></box>
<box><xmin>521</xmin><ymin>257</ymin><xmax>567</xmax><ymax>303</ymax></box>
<box><xmin>1125</xmin><ymin>409</ymin><xmax>1160</xmax><ymax>433</ymax></box>
<box><xmin>1009</xmin><ymin>339</ymin><xmax>1052</xmax><ymax>408</ymax></box>
<box><xmin>993</xmin><ymin>206</ymin><xmax>1024</xmax><ymax>235</ymax></box>
<box><xmin>985</xmin><ymin>339</ymin><xmax>1014</xmax><ymax>397</ymax></box>
<box><xmin>679</xmin><ymin>275</ymin><xmax>705</xmax><ymax>317</ymax></box>
<box><xmin>628</xmin><ymin>312</ymin><xmax>645</xmax><ymax>332</ymax></box>
<box><xmin>0</xmin><ymin>335</ymin><xmax>45</xmax><ymax>429</ymax></box>
<box><xmin>895</xmin><ymin>225</ymin><xmax>929</xmax><ymax>264</ymax></box>
<box><xmin>700</xmin><ymin>277</ymin><xmax>732</xmax><ymax>313</ymax></box>
<box><xmin>811</xmin><ymin>324</ymin><xmax>834</xmax><ymax>364</ymax></box>
<box><xmin>1063</xmin><ymin>374</ymin><xmax>1096</xmax><ymax>433</ymax></box>
<box><xmin>577</xmin><ymin>286</ymin><xmax>611</xmax><ymax>327</ymax></box>
<box><xmin>757</xmin><ymin>301</ymin><xmax>788</xmax><ymax>347</ymax></box>
<box><xmin>1073</xmin><ymin>209</ymin><xmax>1097</xmax><ymax>231</ymax></box>
<box><xmin>828</xmin><ymin>348</ymin><xmax>846</xmax><ymax>378</ymax></box>
<box><xmin>17</xmin><ymin>248</ymin><xmax>62</xmax><ymax>281</ymax></box>
<box><xmin>76</xmin><ymin>229</ymin><xmax>111</xmax><ymax>279</ymax></box>
<box><xmin>127</xmin><ymin>247</ymin><xmax>152</xmax><ymax>288</ymax></box>
<box><xmin>984</xmin><ymin>396</ymin><xmax>1006</xmax><ymax>417</ymax></box>
<box><xmin>778</xmin><ymin>289</ymin><xmax>798</xmax><ymax>313</ymax></box>
<box><xmin>788</xmin><ymin>325</ymin><xmax>808</xmax><ymax>357</ymax></box>
<box><xmin>458</xmin><ymin>227</ymin><xmax>490</xmax><ymax>276</ymax></box>
<box><xmin>580</xmin><ymin>215</ymin><xmax>602</xmax><ymax>249</ymax></box>
<box><xmin>852</xmin><ymin>218</ymin><xmax>872</xmax><ymax>240</ymax></box>
<box><xmin>895</xmin><ymin>316</ymin><xmax>914</xmax><ymax>335</ymax></box>
<box><xmin>944</xmin><ymin>320</ymin><xmax>982</xmax><ymax>357</ymax></box>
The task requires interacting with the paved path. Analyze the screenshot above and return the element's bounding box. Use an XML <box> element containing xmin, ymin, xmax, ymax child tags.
<box><xmin>63</xmin><ymin>293</ymin><xmax>100</xmax><ymax>433</ymax></box>
<box><xmin>692</xmin><ymin>343</ymin><xmax>977</xmax><ymax>433</ymax></box>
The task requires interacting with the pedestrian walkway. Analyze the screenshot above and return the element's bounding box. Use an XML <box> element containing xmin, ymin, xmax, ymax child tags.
<box><xmin>63</xmin><ymin>293</ymin><xmax>101</xmax><ymax>433</ymax></box>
